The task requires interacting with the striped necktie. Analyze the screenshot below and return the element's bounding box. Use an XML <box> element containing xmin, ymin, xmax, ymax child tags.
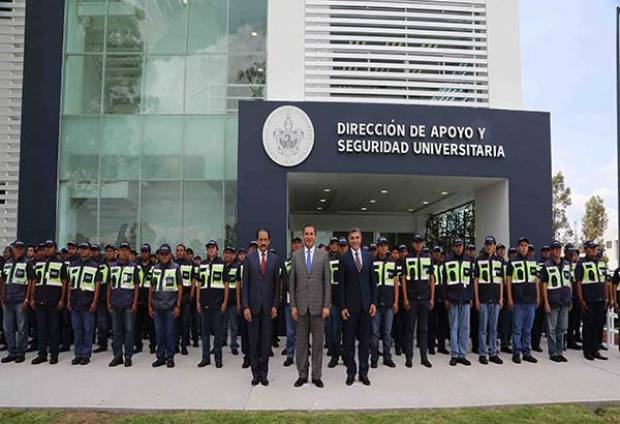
<box><xmin>355</xmin><ymin>251</ymin><xmax>362</xmax><ymax>272</ymax></box>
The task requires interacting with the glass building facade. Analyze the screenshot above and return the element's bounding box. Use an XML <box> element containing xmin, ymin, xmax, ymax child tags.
<box><xmin>58</xmin><ymin>0</ymin><xmax>267</xmax><ymax>252</ymax></box>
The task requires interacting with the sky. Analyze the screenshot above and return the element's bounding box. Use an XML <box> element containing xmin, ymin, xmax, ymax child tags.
<box><xmin>520</xmin><ymin>0</ymin><xmax>619</xmax><ymax>242</ymax></box>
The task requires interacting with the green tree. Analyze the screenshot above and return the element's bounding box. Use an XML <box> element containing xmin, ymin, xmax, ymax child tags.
<box><xmin>552</xmin><ymin>172</ymin><xmax>574</xmax><ymax>242</ymax></box>
<box><xmin>581</xmin><ymin>195</ymin><xmax>608</xmax><ymax>245</ymax></box>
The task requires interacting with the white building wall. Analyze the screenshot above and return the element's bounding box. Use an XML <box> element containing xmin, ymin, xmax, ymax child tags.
<box><xmin>0</xmin><ymin>0</ymin><xmax>25</xmax><ymax>245</ymax></box>
<box><xmin>474</xmin><ymin>180</ymin><xmax>509</xmax><ymax>247</ymax></box>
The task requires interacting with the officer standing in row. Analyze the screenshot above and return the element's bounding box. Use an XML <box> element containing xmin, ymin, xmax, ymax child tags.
<box><xmin>401</xmin><ymin>233</ymin><xmax>433</xmax><ymax>368</ymax></box>
<box><xmin>370</xmin><ymin>237</ymin><xmax>399</xmax><ymax>368</ymax></box>
<box><xmin>67</xmin><ymin>242</ymin><xmax>103</xmax><ymax>365</ymax></box>
<box><xmin>60</xmin><ymin>241</ymin><xmax>78</xmax><ymax>352</ymax></box>
<box><xmin>107</xmin><ymin>242</ymin><xmax>140</xmax><ymax>367</ymax></box>
<box><xmin>326</xmin><ymin>237</ymin><xmax>344</xmax><ymax>368</ymax></box>
<box><xmin>1</xmin><ymin>241</ymin><xmax>35</xmax><ymax>363</ymax></box>
<box><xmin>611</xmin><ymin>266</ymin><xmax>620</xmax><ymax>353</ymax></box>
<box><xmin>135</xmin><ymin>243</ymin><xmax>155</xmax><ymax>354</ymax></box>
<box><xmin>428</xmin><ymin>246</ymin><xmax>449</xmax><ymax>355</ymax></box>
<box><xmin>473</xmin><ymin>236</ymin><xmax>504</xmax><ymax>365</ymax></box>
<box><xmin>539</xmin><ymin>240</ymin><xmax>571</xmax><ymax>362</ymax></box>
<box><xmin>223</xmin><ymin>247</ymin><xmax>241</xmax><ymax>356</ymax></box>
<box><xmin>443</xmin><ymin>239</ymin><xmax>473</xmax><ymax>366</ymax></box>
<box><xmin>94</xmin><ymin>244</ymin><xmax>111</xmax><ymax>354</ymax></box>
<box><xmin>506</xmin><ymin>237</ymin><xmax>539</xmax><ymax>364</ymax></box>
<box><xmin>175</xmin><ymin>244</ymin><xmax>194</xmax><ymax>356</ymax></box>
<box><xmin>31</xmin><ymin>240</ymin><xmax>67</xmax><ymax>365</ymax></box>
<box><xmin>531</xmin><ymin>245</ymin><xmax>551</xmax><ymax>353</ymax></box>
<box><xmin>575</xmin><ymin>240</ymin><xmax>609</xmax><ymax>361</ymax></box>
<box><xmin>197</xmin><ymin>240</ymin><xmax>228</xmax><ymax>368</ymax></box>
<box><xmin>149</xmin><ymin>244</ymin><xmax>182</xmax><ymax>368</ymax></box>
<box><xmin>237</xmin><ymin>247</ymin><xmax>251</xmax><ymax>369</ymax></box>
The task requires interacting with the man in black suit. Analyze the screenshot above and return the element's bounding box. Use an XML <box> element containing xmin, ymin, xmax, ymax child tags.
<box><xmin>339</xmin><ymin>227</ymin><xmax>377</xmax><ymax>386</ymax></box>
<box><xmin>241</xmin><ymin>228</ymin><xmax>280</xmax><ymax>386</ymax></box>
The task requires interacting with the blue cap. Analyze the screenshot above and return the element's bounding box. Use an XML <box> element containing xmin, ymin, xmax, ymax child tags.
<box><xmin>12</xmin><ymin>240</ymin><xmax>24</xmax><ymax>248</ymax></box>
<box><xmin>550</xmin><ymin>240</ymin><xmax>562</xmax><ymax>249</ymax></box>
<box><xmin>541</xmin><ymin>244</ymin><xmax>550</xmax><ymax>251</ymax></box>
<box><xmin>119</xmin><ymin>242</ymin><xmax>130</xmax><ymax>249</ymax></box>
<box><xmin>484</xmin><ymin>236</ymin><xmax>496</xmax><ymax>245</ymax></box>
<box><xmin>79</xmin><ymin>242</ymin><xmax>91</xmax><ymax>249</ymax></box>
<box><xmin>376</xmin><ymin>237</ymin><xmax>388</xmax><ymax>245</ymax></box>
<box><xmin>398</xmin><ymin>244</ymin><xmax>407</xmax><ymax>250</ymax></box>
<box><xmin>584</xmin><ymin>240</ymin><xmax>598</xmax><ymax>249</ymax></box>
<box><xmin>205</xmin><ymin>240</ymin><xmax>218</xmax><ymax>249</ymax></box>
<box><xmin>369</xmin><ymin>243</ymin><xmax>377</xmax><ymax>250</ymax></box>
<box><xmin>224</xmin><ymin>246</ymin><xmax>236</xmax><ymax>253</ymax></box>
<box><xmin>159</xmin><ymin>243</ymin><xmax>172</xmax><ymax>254</ymax></box>
<box><xmin>412</xmin><ymin>233</ymin><xmax>424</xmax><ymax>242</ymax></box>
<box><xmin>518</xmin><ymin>236</ymin><xmax>529</xmax><ymax>244</ymax></box>
<box><xmin>330</xmin><ymin>237</ymin><xmax>339</xmax><ymax>244</ymax></box>
<box><xmin>453</xmin><ymin>239</ymin><xmax>463</xmax><ymax>245</ymax></box>
<box><xmin>67</xmin><ymin>241</ymin><xmax>77</xmax><ymax>247</ymax></box>
<box><xmin>339</xmin><ymin>238</ymin><xmax>347</xmax><ymax>246</ymax></box>
<box><xmin>432</xmin><ymin>245</ymin><xmax>441</xmax><ymax>252</ymax></box>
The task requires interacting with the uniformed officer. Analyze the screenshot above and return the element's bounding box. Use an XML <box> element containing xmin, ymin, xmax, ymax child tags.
<box><xmin>370</xmin><ymin>237</ymin><xmax>399</xmax><ymax>368</ymax></box>
<box><xmin>148</xmin><ymin>243</ymin><xmax>183</xmax><ymax>368</ymax></box>
<box><xmin>0</xmin><ymin>245</ymin><xmax>11</xmax><ymax>351</ymax></box>
<box><xmin>611</xmin><ymin>266</ymin><xmax>620</xmax><ymax>353</ymax></box>
<box><xmin>186</xmin><ymin>247</ymin><xmax>200</xmax><ymax>349</ymax></box>
<box><xmin>497</xmin><ymin>243</ymin><xmax>512</xmax><ymax>354</ymax></box>
<box><xmin>60</xmin><ymin>241</ymin><xmax>78</xmax><ymax>353</ymax></box>
<box><xmin>575</xmin><ymin>240</ymin><xmax>610</xmax><ymax>361</ymax></box>
<box><xmin>93</xmin><ymin>244</ymin><xmax>112</xmax><ymax>354</ymax></box>
<box><xmin>338</xmin><ymin>238</ymin><xmax>348</xmax><ymax>256</ymax></box>
<box><xmin>197</xmin><ymin>240</ymin><xmax>228</xmax><ymax>368</ymax></box>
<box><xmin>393</xmin><ymin>244</ymin><xmax>409</xmax><ymax>357</ymax></box>
<box><xmin>565</xmin><ymin>243</ymin><xmax>582</xmax><ymax>349</ymax></box>
<box><xmin>473</xmin><ymin>236</ymin><xmax>504</xmax><ymax>365</ymax></box>
<box><xmin>223</xmin><ymin>246</ymin><xmax>241</xmax><ymax>356</ymax></box>
<box><xmin>326</xmin><ymin>237</ymin><xmax>342</xmax><ymax>368</ymax></box>
<box><xmin>0</xmin><ymin>241</ymin><xmax>35</xmax><ymax>363</ymax></box>
<box><xmin>30</xmin><ymin>240</ymin><xmax>68</xmax><ymax>365</ymax></box>
<box><xmin>401</xmin><ymin>233</ymin><xmax>434</xmax><ymax>368</ymax></box>
<box><xmin>539</xmin><ymin>240</ymin><xmax>572</xmax><ymax>362</ymax></box>
<box><xmin>443</xmin><ymin>239</ymin><xmax>473</xmax><ymax>366</ymax></box>
<box><xmin>282</xmin><ymin>237</ymin><xmax>302</xmax><ymax>367</ymax></box>
<box><xmin>107</xmin><ymin>242</ymin><xmax>140</xmax><ymax>367</ymax></box>
<box><xmin>506</xmin><ymin>236</ymin><xmax>539</xmax><ymax>364</ymax></box>
<box><xmin>237</xmin><ymin>247</ymin><xmax>251</xmax><ymax>368</ymax></box>
<box><xmin>428</xmin><ymin>246</ymin><xmax>449</xmax><ymax>355</ymax></box>
<box><xmin>67</xmin><ymin>242</ymin><xmax>103</xmax><ymax>365</ymax></box>
<box><xmin>531</xmin><ymin>245</ymin><xmax>551</xmax><ymax>353</ymax></box>
<box><xmin>134</xmin><ymin>243</ymin><xmax>155</xmax><ymax>354</ymax></box>
<box><xmin>174</xmin><ymin>244</ymin><xmax>194</xmax><ymax>356</ymax></box>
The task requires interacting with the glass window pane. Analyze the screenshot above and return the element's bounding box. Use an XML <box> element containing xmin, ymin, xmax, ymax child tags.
<box><xmin>142</xmin><ymin>116</ymin><xmax>182</xmax><ymax>179</ymax></box>
<box><xmin>224</xmin><ymin>181</ymin><xmax>237</xmax><ymax>246</ymax></box>
<box><xmin>63</xmin><ymin>55</ymin><xmax>103</xmax><ymax>114</ymax></box>
<box><xmin>146</xmin><ymin>0</ymin><xmax>187</xmax><ymax>53</ymax></box>
<box><xmin>140</xmin><ymin>181</ymin><xmax>181</xmax><ymax>246</ymax></box>
<box><xmin>224</xmin><ymin>116</ymin><xmax>237</xmax><ymax>180</ymax></box>
<box><xmin>59</xmin><ymin>116</ymin><xmax>100</xmax><ymax>180</ymax></box>
<box><xmin>99</xmin><ymin>181</ymin><xmax>140</xmax><ymax>246</ymax></box>
<box><xmin>144</xmin><ymin>56</ymin><xmax>185</xmax><ymax>114</ymax></box>
<box><xmin>101</xmin><ymin>116</ymin><xmax>141</xmax><ymax>180</ymax></box>
<box><xmin>103</xmin><ymin>54</ymin><xmax>143</xmax><ymax>114</ymax></box>
<box><xmin>186</xmin><ymin>55</ymin><xmax>227</xmax><ymax>114</ymax></box>
<box><xmin>106</xmin><ymin>0</ymin><xmax>146</xmax><ymax>53</ymax></box>
<box><xmin>183</xmin><ymin>181</ymin><xmax>223</xmax><ymax>251</ymax></box>
<box><xmin>188</xmin><ymin>0</ymin><xmax>227</xmax><ymax>53</ymax></box>
<box><xmin>228</xmin><ymin>54</ymin><xmax>265</xmax><ymax>110</ymax></box>
<box><xmin>184</xmin><ymin>116</ymin><xmax>224</xmax><ymax>180</ymax></box>
<box><xmin>58</xmin><ymin>181</ymin><xmax>99</xmax><ymax>244</ymax></box>
<box><xmin>228</xmin><ymin>0</ymin><xmax>267</xmax><ymax>53</ymax></box>
<box><xmin>65</xmin><ymin>0</ymin><xmax>106</xmax><ymax>53</ymax></box>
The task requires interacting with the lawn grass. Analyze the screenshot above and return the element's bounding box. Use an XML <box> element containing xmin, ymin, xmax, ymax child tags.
<box><xmin>0</xmin><ymin>404</ymin><xmax>619</xmax><ymax>424</ymax></box>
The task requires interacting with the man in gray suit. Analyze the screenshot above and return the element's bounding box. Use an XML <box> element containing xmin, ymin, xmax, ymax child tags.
<box><xmin>289</xmin><ymin>224</ymin><xmax>331</xmax><ymax>388</ymax></box>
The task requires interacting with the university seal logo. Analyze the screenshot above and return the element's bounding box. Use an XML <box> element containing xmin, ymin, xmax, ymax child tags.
<box><xmin>262</xmin><ymin>105</ymin><xmax>314</xmax><ymax>167</ymax></box>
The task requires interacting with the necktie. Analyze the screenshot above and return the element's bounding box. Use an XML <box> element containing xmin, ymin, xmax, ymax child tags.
<box><xmin>355</xmin><ymin>251</ymin><xmax>362</xmax><ymax>272</ymax></box>
<box><xmin>306</xmin><ymin>249</ymin><xmax>312</xmax><ymax>273</ymax></box>
<box><xmin>260</xmin><ymin>252</ymin><xmax>266</xmax><ymax>275</ymax></box>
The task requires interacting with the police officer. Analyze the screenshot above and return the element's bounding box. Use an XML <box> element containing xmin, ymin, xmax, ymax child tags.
<box><xmin>531</xmin><ymin>245</ymin><xmax>551</xmax><ymax>353</ymax></box>
<box><xmin>239</xmin><ymin>245</ymin><xmax>251</xmax><ymax>369</ymax></box>
<box><xmin>565</xmin><ymin>244</ymin><xmax>582</xmax><ymax>349</ymax></box>
<box><xmin>93</xmin><ymin>244</ymin><xmax>112</xmax><ymax>354</ymax></box>
<box><xmin>30</xmin><ymin>240</ymin><xmax>68</xmax><ymax>365</ymax></box>
<box><xmin>174</xmin><ymin>244</ymin><xmax>194</xmax><ymax>355</ymax></box>
<box><xmin>148</xmin><ymin>243</ymin><xmax>183</xmax><ymax>368</ymax></box>
<box><xmin>506</xmin><ymin>236</ymin><xmax>539</xmax><ymax>364</ymax></box>
<box><xmin>393</xmin><ymin>244</ymin><xmax>409</xmax><ymax>357</ymax></box>
<box><xmin>282</xmin><ymin>237</ymin><xmax>302</xmax><ymax>367</ymax></box>
<box><xmin>186</xmin><ymin>248</ymin><xmax>200</xmax><ymax>349</ymax></box>
<box><xmin>443</xmin><ymin>239</ymin><xmax>473</xmax><ymax>366</ymax></box>
<box><xmin>135</xmin><ymin>243</ymin><xmax>155</xmax><ymax>354</ymax></box>
<box><xmin>60</xmin><ymin>241</ymin><xmax>78</xmax><ymax>353</ymax></box>
<box><xmin>67</xmin><ymin>242</ymin><xmax>103</xmax><ymax>365</ymax></box>
<box><xmin>223</xmin><ymin>247</ymin><xmax>241</xmax><ymax>356</ymax></box>
<box><xmin>370</xmin><ymin>237</ymin><xmax>399</xmax><ymax>368</ymax></box>
<box><xmin>0</xmin><ymin>241</ymin><xmax>35</xmax><ymax>363</ymax></box>
<box><xmin>401</xmin><ymin>233</ymin><xmax>434</xmax><ymax>368</ymax></box>
<box><xmin>197</xmin><ymin>240</ymin><xmax>228</xmax><ymax>368</ymax></box>
<box><xmin>473</xmin><ymin>236</ymin><xmax>504</xmax><ymax>365</ymax></box>
<box><xmin>428</xmin><ymin>246</ymin><xmax>449</xmax><ymax>355</ymax></box>
<box><xmin>497</xmin><ymin>244</ymin><xmax>512</xmax><ymax>354</ymax></box>
<box><xmin>107</xmin><ymin>242</ymin><xmax>140</xmax><ymax>367</ymax></box>
<box><xmin>611</xmin><ymin>265</ymin><xmax>620</xmax><ymax>353</ymax></box>
<box><xmin>326</xmin><ymin>237</ymin><xmax>342</xmax><ymax>368</ymax></box>
<box><xmin>539</xmin><ymin>240</ymin><xmax>571</xmax><ymax>362</ymax></box>
<box><xmin>575</xmin><ymin>240</ymin><xmax>610</xmax><ymax>361</ymax></box>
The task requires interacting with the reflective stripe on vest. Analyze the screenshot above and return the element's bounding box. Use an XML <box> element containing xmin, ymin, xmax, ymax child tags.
<box><xmin>228</xmin><ymin>266</ymin><xmax>238</xmax><ymax>289</ymax></box>
<box><xmin>4</xmin><ymin>262</ymin><xmax>29</xmax><ymax>285</ymax></box>
<box><xmin>44</xmin><ymin>262</ymin><xmax>64</xmax><ymax>287</ymax></box>
<box><xmin>477</xmin><ymin>259</ymin><xmax>503</xmax><ymax>285</ymax></box>
<box><xmin>329</xmin><ymin>259</ymin><xmax>339</xmax><ymax>285</ymax></box>
<box><xmin>581</xmin><ymin>261</ymin><xmax>607</xmax><ymax>284</ymax></box>
<box><xmin>179</xmin><ymin>264</ymin><xmax>194</xmax><ymax>287</ymax></box>
<box><xmin>546</xmin><ymin>264</ymin><xmax>572</xmax><ymax>290</ymax></box>
<box><xmin>404</xmin><ymin>257</ymin><xmax>431</xmax><ymax>281</ymax></box>
<box><xmin>209</xmin><ymin>263</ymin><xmax>225</xmax><ymax>289</ymax></box>
<box><xmin>510</xmin><ymin>260</ymin><xmax>537</xmax><ymax>284</ymax></box>
<box><xmin>444</xmin><ymin>260</ymin><xmax>471</xmax><ymax>286</ymax></box>
<box><xmin>110</xmin><ymin>265</ymin><xmax>137</xmax><ymax>290</ymax></box>
<box><xmin>151</xmin><ymin>268</ymin><xmax>178</xmax><ymax>292</ymax></box>
<box><xmin>69</xmin><ymin>265</ymin><xmax>98</xmax><ymax>292</ymax></box>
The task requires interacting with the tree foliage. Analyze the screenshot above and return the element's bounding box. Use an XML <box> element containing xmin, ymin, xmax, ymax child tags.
<box><xmin>581</xmin><ymin>195</ymin><xmax>608</xmax><ymax>245</ymax></box>
<box><xmin>551</xmin><ymin>172</ymin><xmax>574</xmax><ymax>242</ymax></box>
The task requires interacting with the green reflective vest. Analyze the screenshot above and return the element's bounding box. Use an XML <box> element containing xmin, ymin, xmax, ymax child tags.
<box><xmin>329</xmin><ymin>259</ymin><xmax>339</xmax><ymax>285</ymax></box>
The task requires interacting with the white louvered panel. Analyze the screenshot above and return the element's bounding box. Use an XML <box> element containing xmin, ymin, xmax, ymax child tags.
<box><xmin>0</xmin><ymin>0</ymin><xmax>25</xmax><ymax>244</ymax></box>
<box><xmin>304</xmin><ymin>0</ymin><xmax>489</xmax><ymax>106</ymax></box>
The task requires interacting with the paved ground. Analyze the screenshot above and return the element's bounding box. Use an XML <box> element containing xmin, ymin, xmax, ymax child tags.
<box><xmin>1</xmin><ymin>341</ymin><xmax>619</xmax><ymax>411</ymax></box>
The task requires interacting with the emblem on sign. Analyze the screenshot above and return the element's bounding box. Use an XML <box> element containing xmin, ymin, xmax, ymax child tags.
<box><xmin>262</xmin><ymin>105</ymin><xmax>314</xmax><ymax>167</ymax></box>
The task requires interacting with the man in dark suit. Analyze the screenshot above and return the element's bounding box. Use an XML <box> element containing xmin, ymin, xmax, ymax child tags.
<box><xmin>339</xmin><ymin>227</ymin><xmax>377</xmax><ymax>386</ymax></box>
<box><xmin>242</xmin><ymin>228</ymin><xmax>280</xmax><ymax>386</ymax></box>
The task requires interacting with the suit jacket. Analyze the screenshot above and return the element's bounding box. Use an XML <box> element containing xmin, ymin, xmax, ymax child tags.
<box><xmin>338</xmin><ymin>249</ymin><xmax>377</xmax><ymax>313</ymax></box>
<box><xmin>289</xmin><ymin>246</ymin><xmax>331</xmax><ymax>315</ymax></box>
<box><xmin>241</xmin><ymin>250</ymin><xmax>280</xmax><ymax>314</ymax></box>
